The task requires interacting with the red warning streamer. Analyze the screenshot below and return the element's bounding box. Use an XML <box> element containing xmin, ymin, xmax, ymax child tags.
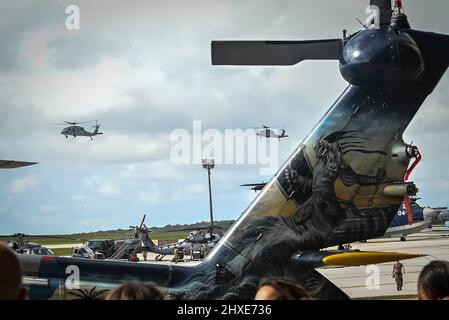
<box><xmin>403</xmin><ymin>149</ymin><xmax>422</xmax><ymax>225</ymax></box>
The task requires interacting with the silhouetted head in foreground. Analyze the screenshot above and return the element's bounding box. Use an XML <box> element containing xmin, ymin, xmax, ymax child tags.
<box><xmin>254</xmin><ymin>277</ymin><xmax>311</xmax><ymax>300</ymax></box>
<box><xmin>418</xmin><ymin>260</ymin><xmax>449</xmax><ymax>300</ymax></box>
<box><xmin>0</xmin><ymin>243</ymin><xmax>28</xmax><ymax>300</ymax></box>
<box><xmin>106</xmin><ymin>282</ymin><xmax>165</xmax><ymax>300</ymax></box>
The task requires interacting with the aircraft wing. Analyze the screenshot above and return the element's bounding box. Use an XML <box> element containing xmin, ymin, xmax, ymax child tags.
<box><xmin>292</xmin><ymin>250</ymin><xmax>425</xmax><ymax>269</ymax></box>
<box><xmin>0</xmin><ymin>160</ymin><xmax>37</xmax><ymax>169</ymax></box>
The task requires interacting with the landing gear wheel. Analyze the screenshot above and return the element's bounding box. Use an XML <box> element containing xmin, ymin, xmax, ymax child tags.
<box><xmin>400</xmin><ymin>236</ymin><xmax>407</xmax><ymax>242</ymax></box>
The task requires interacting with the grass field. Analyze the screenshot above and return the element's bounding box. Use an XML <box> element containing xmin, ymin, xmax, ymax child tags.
<box><xmin>51</xmin><ymin>248</ymin><xmax>73</xmax><ymax>256</ymax></box>
<box><xmin>0</xmin><ymin>236</ymin><xmax>83</xmax><ymax>245</ymax></box>
<box><xmin>0</xmin><ymin>229</ymin><xmax>198</xmax><ymax>246</ymax></box>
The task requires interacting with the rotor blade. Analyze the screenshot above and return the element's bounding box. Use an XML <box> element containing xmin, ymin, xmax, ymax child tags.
<box><xmin>212</xmin><ymin>39</ymin><xmax>342</xmax><ymax>66</ymax></box>
<box><xmin>0</xmin><ymin>160</ymin><xmax>37</xmax><ymax>169</ymax></box>
<box><xmin>240</xmin><ymin>183</ymin><xmax>266</xmax><ymax>187</ymax></box>
<box><xmin>64</xmin><ymin>120</ymin><xmax>101</xmax><ymax>125</ymax></box>
<box><xmin>370</xmin><ymin>0</ymin><xmax>393</xmax><ymax>25</ymax></box>
<box><xmin>140</xmin><ymin>215</ymin><xmax>146</xmax><ymax>228</ymax></box>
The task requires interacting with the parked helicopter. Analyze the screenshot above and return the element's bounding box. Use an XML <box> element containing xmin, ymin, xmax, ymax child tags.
<box><xmin>73</xmin><ymin>215</ymin><xmax>224</xmax><ymax>261</ymax></box>
<box><xmin>50</xmin><ymin>120</ymin><xmax>103</xmax><ymax>140</ymax></box>
<box><xmin>127</xmin><ymin>215</ymin><xmax>223</xmax><ymax>261</ymax></box>
<box><xmin>1</xmin><ymin>233</ymin><xmax>55</xmax><ymax>256</ymax></box>
<box><xmin>19</xmin><ymin>0</ymin><xmax>449</xmax><ymax>300</ymax></box>
<box><xmin>435</xmin><ymin>207</ymin><xmax>449</xmax><ymax>228</ymax></box>
<box><xmin>382</xmin><ymin>198</ymin><xmax>437</xmax><ymax>241</ymax></box>
<box><xmin>255</xmin><ymin>125</ymin><xmax>288</xmax><ymax>140</ymax></box>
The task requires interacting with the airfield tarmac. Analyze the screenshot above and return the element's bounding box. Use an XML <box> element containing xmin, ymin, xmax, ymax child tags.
<box><xmin>319</xmin><ymin>229</ymin><xmax>449</xmax><ymax>299</ymax></box>
<box><xmin>136</xmin><ymin>229</ymin><xmax>449</xmax><ymax>299</ymax></box>
<box><xmin>50</xmin><ymin>229</ymin><xmax>449</xmax><ymax>299</ymax></box>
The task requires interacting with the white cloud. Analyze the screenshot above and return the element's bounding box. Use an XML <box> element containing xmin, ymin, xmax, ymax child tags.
<box><xmin>84</xmin><ymin>176</ymin><xmax>119</xmax><ymax>196</ymax></box>
<box><xmin>9</xmin><ymin>174</ymin><xmax>39</xmax><ymax>194</ymax></box>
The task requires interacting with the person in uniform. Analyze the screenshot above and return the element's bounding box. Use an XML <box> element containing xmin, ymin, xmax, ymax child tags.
<box><xmin>200</xmin><ymin>244</ymin><xmax>206</xmax><ymax>259</ymax></box>
<box><xmin>204</xmin><ymin>244</ymin><xmax>210</xmax><ymax>257</ymax></box>
<box><xmin>173</xmin><ymin>247</ymin><xmax>179</xmax><ymax>264</ymax></box>
<box><xmin>189</xmin><ymin>245</ymin><xmax>194</xmax><ymax>261</ymax></box>
<box><xmin>392</xmin><ymin>261</ymin><xmax>405</xmax><ymax>291</ymax></box>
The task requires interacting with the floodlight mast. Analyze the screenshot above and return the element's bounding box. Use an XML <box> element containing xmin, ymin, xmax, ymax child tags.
<box><xmin>202</xmin><ymin>159</ymin><xmax>215</xmax><ymax>232</ymax></box>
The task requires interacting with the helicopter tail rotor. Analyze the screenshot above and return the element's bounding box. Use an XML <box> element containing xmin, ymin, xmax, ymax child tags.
<box><xmin>91</xmin><ymin>120</ymin><xmax>104</xmax><ymax>135</ymax></box>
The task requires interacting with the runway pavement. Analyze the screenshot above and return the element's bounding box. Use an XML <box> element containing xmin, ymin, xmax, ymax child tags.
<box><xmin>46</xmin><ymin>243</ymin><xmax>82</xmax><ymax>249</ymax></box>
<box><xmin>319</xmin><ymin>229</ymin><xmax>449</xmax><ymax>299</ymax></box>
<box><xmin>135</xmin><ymin>229</ymin><xmax>449</xmax><ymax>299</ymax></box>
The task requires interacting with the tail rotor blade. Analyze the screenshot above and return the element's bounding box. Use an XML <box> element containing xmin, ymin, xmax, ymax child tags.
<box><xmin>212</xmin><ymin>39</ymin><xmax>342</xmax><ymax>66</ymax></box>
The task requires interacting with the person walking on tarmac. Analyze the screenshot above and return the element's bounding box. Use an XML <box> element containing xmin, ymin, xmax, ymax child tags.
<box><xmin>173</xmin><ymin>247</ymin><xmax>179</xmax><ymax>264</ymax></box>
<box><xmin>189</xmin><ymin>245</ymin><xmax>194</xmax><ymax>261</ymax></box>
<box><xmin>200</xmin><ymin>244</ymin><xmax>206</xmax><ymax>259</ymax></box>
<box><xmin>393</xmin><ymin>261</ymin><xmax>405</xmax><ymax>291</ymax></box>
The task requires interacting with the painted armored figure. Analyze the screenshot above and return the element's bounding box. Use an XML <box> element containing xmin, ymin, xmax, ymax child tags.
<box><xmin>291</xmin><ymin>131</ymin><xmax>387</xmax><ymax>234</ymax></box>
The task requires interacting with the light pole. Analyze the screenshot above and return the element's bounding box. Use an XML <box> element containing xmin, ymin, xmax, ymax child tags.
<box><xmin>202</xmin><ymin>159</ymin><xmax>215</xmax><ymax>233</ymax></box>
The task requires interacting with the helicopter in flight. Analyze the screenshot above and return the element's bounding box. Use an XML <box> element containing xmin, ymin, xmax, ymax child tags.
<box><xmin>51</xmin><ymin>120</ymin><xmax>104</xmax><ymax>140</ymax></box>
<box><xmin>255</xmin><ymin>125</ymin><xmax>288</xmax><ymax>140</ymax></box>
<box><xmin>18</xmin><ymin>0</ymin><xmax>449</xmax><ymax>300</ymax></box>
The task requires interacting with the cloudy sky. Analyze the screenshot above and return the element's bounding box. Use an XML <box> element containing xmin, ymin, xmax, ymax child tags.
<box><xmin>1</xmin><ymin>0</ymin><xmax>449</xmax><ymax>234</ymax></box>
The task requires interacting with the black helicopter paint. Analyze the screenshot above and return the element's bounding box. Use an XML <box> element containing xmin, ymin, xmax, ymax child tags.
<box><xmin>19</xmin><ymin>0</ymin><xmax>449</xmax><ymax>300</ymax></box>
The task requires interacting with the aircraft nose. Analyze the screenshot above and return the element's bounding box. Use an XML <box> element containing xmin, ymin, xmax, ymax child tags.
<box><xmin>423</xmin><ymin>208</ymin><xmax>437</xmax><ymax>220</ymax></box>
